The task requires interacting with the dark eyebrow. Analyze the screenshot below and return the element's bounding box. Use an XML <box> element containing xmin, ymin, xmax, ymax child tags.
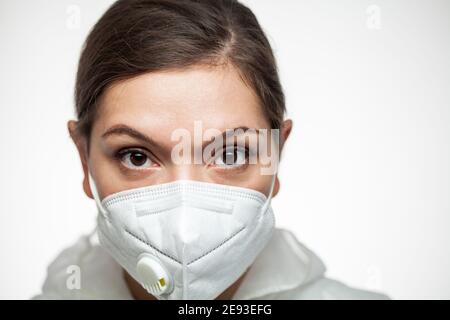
<box><xmin>102</xmin><ymin>124</ymin><xmax>261</xmax><ymax>149</ymax></box>
<box><xmin>201</xmin><ymin>126</ymin><xmax>261</xmax><ymax>149</ymax></box>
<box><xmin>225</xmin><ymin>126</ymin><xmax>261</xmax><ymax>137</ymax></box>
<box><xmin>102</xmin><ymin>124</ymin><xmax>157</xmax><ymax>146</ymax></box>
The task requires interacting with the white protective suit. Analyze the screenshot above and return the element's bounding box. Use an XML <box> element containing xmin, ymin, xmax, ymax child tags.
<box><xmin>33</xmin><ymin>228</ymin><xmax>390</xmax><ymax>300</ymax></box>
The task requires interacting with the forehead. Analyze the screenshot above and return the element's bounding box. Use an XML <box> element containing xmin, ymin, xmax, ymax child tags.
<box><xmin>95</xmin><ymin>64</ymin><xmax>268</xmax><ymax>140</ymax></box>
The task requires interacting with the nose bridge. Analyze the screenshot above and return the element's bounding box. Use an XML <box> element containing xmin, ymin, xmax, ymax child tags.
<box><xmin>168</xmin><ymin>163</ymin><xmax>204</xmax><ymax>182</ymax></box>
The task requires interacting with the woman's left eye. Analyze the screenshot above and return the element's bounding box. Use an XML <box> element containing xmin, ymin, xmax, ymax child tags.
<box><xmin>118</xmin><ymin>150</ymin><xmax>154</xmax><ymax>169</ymax></box>
<box><xmin>213</xmin><ymin>146</ymin><xmax>248</xmax><ymax>168</ymax></box>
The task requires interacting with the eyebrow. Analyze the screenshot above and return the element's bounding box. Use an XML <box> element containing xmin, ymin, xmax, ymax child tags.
<box><xmin>202</xmin><ymin>126</ymin><xmax>261</xmax><ymax>149</ymax></box>
<box><xmin>102</xmin><ymin>124</ymin><xmax>157</xmax><ymax>146</ymax></box>
<box><xmin>102</xmin><ymin>124</ymin><xmax>261</xmax><ymax>148</ymax></box>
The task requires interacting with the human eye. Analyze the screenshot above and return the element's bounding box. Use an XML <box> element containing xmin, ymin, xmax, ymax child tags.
<box><xmin>213</xmin><ymin>145</ymin><xmax>248</xmax><ymax>169</ymax></box>
<box><xmin>115</xmin><ymin>148</ymin><xmax>156</xmax><ymax>170</ymax></box>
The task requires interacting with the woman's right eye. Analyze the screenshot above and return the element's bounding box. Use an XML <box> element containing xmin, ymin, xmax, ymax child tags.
<box><xmin>118</xmin><ymin>149</ymin><xmax>155</xmax><ymax>170</ymax></box>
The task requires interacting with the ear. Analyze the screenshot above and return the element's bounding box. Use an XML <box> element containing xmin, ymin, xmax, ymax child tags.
<box><xmin>68</xmin><ymin>120</ymin><xmax>93</xmax><ymax>199</ymax></box>
<box><xmin>272</xmin><ymin>119</ymin><xmax>293</xmax><ymax>198</ymax></box>
<box><xmin>279</xmin><ymin>119</ymin><xmax>293</xmax><ymax>152</ymax></box>
<box><xmin>271</xmin><ymin>176</ymin><xmax>280</xmax><ymax>198</ymax></box>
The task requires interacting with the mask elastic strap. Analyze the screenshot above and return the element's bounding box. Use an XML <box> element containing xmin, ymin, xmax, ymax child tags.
<box><xmin>260</xmin><ymin>131</ymin><xmax>280</xmax><ymax>214</ymax></box>
<box><xmin>260</xmin><ymin>172</ymin><xmax>277</xmax><ymax>214</ymax></box>
<box><xmin>88</xmin><ymin>172</ymin><xmax>108</xmax><ymax>218</ymax></box>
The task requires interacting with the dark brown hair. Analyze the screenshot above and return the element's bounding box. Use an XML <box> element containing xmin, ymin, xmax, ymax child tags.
<box><xmin>75</xmin><ymin>0</ymin><xmax>285</xmax><ymax>141</ymax></box>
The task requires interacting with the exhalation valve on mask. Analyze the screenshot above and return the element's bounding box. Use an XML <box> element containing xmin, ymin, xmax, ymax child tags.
<box><xmin>136</xmin><ymin>253</ymin><xmax>174</xmax><ymax>296</ymax></box>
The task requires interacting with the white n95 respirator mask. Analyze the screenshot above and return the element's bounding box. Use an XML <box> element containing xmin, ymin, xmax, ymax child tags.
<box><xmin>88</xmin><ymin>175</ymin><xmax>276</xmax><ymax>300</ymax></box>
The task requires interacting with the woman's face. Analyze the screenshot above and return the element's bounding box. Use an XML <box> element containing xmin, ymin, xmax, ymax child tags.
<box><xmin>70</xmin><ymin>64</ymin><xmax>291</xmax><ymax>200</ymax></box>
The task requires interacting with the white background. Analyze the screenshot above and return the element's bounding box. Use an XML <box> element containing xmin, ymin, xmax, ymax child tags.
<box><xmin>0</xmin><ymin>0</ymin><xmax>449</xmax><ymax>299</ymax></box>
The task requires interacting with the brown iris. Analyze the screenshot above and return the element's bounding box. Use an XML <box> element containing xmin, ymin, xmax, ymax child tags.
<box><xmin>129</xmin><ymin>152</ymin><xmax>148</xmax><ymax>167</ymax></box>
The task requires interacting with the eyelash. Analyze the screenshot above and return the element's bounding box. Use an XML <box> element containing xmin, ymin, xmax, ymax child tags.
<box><xmin>114</xmin><ymin>148</ymin><xmax>155</xmax><ymax>171</ymax></box>
<box><xmin>210</xmin><ymin>145</ymin><xmax>250</xmax><ymax>170</ymax></box>
<box><xmin>113</xmin><ymin>145</ymin><xmax>254</xmax><ymax>172</ymax></box>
